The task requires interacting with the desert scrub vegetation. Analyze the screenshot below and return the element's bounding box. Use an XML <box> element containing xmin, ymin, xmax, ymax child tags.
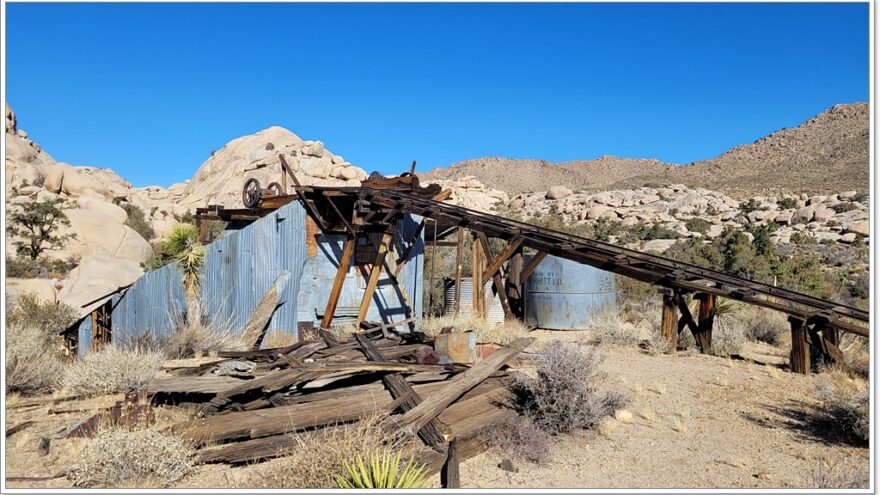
<box><xmin>737</xmin><ymin>305</ymin><xmax>789</xmax><ymax>345</ymax></box>
<box><xmin>70</xmin><ymin>427</ymin><xmax>196</xmax><ymax>488</ymax></box>
<box><xmin>247</xmin><ymin>414</ymin><xmax>404</xmax><ymax>489</ymax></box>
<box><xmin>513</xmin><ymin>340</ymin><xmax>627</xmax><ymax>435</ymax></box>
<box><xmin>5</xmin><ymin>294</ymin><xmax>77</xmax><ymax>394</ymax></box>
<box><xmin>482</xmin><ymin>415</ymin><xmax>553</xmax><ymax>465</ymax></box>
<box><xmin>419</xmin><ymin>314</ymin><xmax>530</xmax><ymax>345</ymax></box>
<box><xmin>584</xmin><ymin>303</ymin><xmax>641</xmax><ymax>347</ymax></box>
<box><xmin>810</xmin><ymin>368</ymin><xmax>869</xmax><ymax>446</ymax></box>
<box><xmin>63</xmin><ymin>346</ymin><xmax>164</xmax><ymax>397</ymax></box>
<box><xmin>115</xmin><ymin>201</ymin><xmax>156</xmax><ymax>242</ymax></box>
<box><xmin>807</xmin><ymin>457</ymin><xmax>869</xmax><ymax>489</ymax></box>
<box><xmin>335</xmin><ymin>450</ymin><xmax>430</xmax><ymax>489</ymax></box>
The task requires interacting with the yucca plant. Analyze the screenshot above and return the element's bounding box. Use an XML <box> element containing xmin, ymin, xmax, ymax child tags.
<box><xmin>163</xmin><ymin>223</ymin><xmax>205</xmax><ymax>296</ymax></box>
<box><xmin>335</xmin><ymin>450</ymin><xmax>429</xmax><ymax>489</ymax></box>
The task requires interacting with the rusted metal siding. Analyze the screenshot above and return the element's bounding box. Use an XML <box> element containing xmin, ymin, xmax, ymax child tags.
<box><xmin>74</xmin><ymin>202</ymin><xmax>422</xmax><ymax>354</ymax></box>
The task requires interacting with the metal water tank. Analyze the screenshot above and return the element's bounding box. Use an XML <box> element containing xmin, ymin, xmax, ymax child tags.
<box><xmin>524</xmin><ymin>255</ymin><xmax>616</xmax><ymax>330</ymax></box>
<box><xmin>443</xmin><ymin>278</ymin><xmax>504</xmax><ymax>323</ymax></box>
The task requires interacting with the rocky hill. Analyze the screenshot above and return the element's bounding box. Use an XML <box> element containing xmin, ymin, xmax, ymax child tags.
<box><xmin>422</xmin><ymin>103</ymin><xmax>869</xmax><ymax>197</ymax></box>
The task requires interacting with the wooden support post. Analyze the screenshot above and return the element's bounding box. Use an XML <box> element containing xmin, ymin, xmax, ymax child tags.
<box><xmin>196</xmin><ymin>217</ymin><xmax>209</xmax><ymax>243</ymax></box>
<box><xmin>675</xmin><ymin>292</ymin><xmax>704</xmax><ymax>353</ymax></box>
<box><xmin>441</xmin><ymin>438</ymin><xmax>460</xmax><ymax>488</ymax></box>
<box><xmin>454</xmin><ymin>228</ymin><xmax>465</xmax><ymax>316</ymax></box>
<box><xmin>660</xmin><ymin>289</ymin><xmax>678</xmax><ymax>353</ymax></box>
<box><xmin>321</xmin><ymin>237</ymin><xmax>357</xmax><ymax>329</ymax></box>
<box><xmin>356</xmin><ymin>231</ymin><xmax>394</xmax><ymax>327</ymax></box>
<box><xmin>508</xmin><ymin>248</ymin><xmax>524</xmax><ymax>318</ymax></box>
<box><xmin>476</xmin><ymin>232</ymin><xmax>514</xmax><ymax>320</ymax></box>
<box><xmin>821</xmin><ymin>327</ymin><xmax>843</xmax><ymax>364</ymax></box>
<box><xmin>471</xmin><ymin>233</ymin><xmax>484</xmax><ymax>318</ymax></box>
<box><xmin>694</xmin><ymin>293</ymin><xmax>715</xmax><ymax>354</ymax></box>
<box><xmin>789</xmin><ymin>316</ymin><xmax>810</xmax><ymax>375</ymax></box>
<box><xmin>520</xmin><ymin>251</ymin><xmax>548</xmax><ymax>283</ymax></box>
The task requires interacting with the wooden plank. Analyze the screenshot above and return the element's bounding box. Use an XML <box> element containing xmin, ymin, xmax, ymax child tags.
<box><xmin>321</xmin><ymin>236</ymin><xmax>357</xmax><ymax>329</ymax></box>
<box><xmin>471</xmin><ymin>233</ymin><xmax>484</xmax><ymax>318</ymax></box>
<box><xmin>6</xmin><ymin>421</ymin><xmax>34</xmax><ymax>437</ymax></box>
<box><xmin>675</xmin><ymin>292</ymin><xmax>703</xmax><ymax>352</ymax></box>
<box><xmin>148</xmin><ymin>376</ymin><xmax>252</xmax><ymax>395</ymax></box>
<box><xmin>520</xmin><ymin>251</ymin><xmax>548</xmax><ymax>282</ymax></box>
<box><xmin>481</xmin><ymin>236</ymin><xmax>524</xmax><ymax>282</ymax></box>
<box><xmin>385</xmin><ymin>337</ymin><xmax>533</xmax><ymax>438</ymax></box>
<box><xmin>694</xmin><ymin>293</ymin><xmax>715</xmax><ymax>354</ymax></box>
<box><xmin>355</xmin><ymin>334</ymin><xmax>448</xmax><ymax>451</ymax></box>
<box><xmin>660</xmin><ymin>290</ymin><xmax>677</xmax><ymax>353</ymax></box>
<box><xmin>393</xmin><ymin>220</ymin><xmax>426</xmax><ymax>278</ymax></box>
<box><xmin>441</xmin><ymin>438</ymin><xmax>460</xmax><ymax>488</ymax></box>
<box><xmin>356</xmin><ymin>231</ymin><xmax>394</xmax><ymax>327</ymax></box>
<box><xmin>789</xmin><ymin>316</ymin><xmax>810</xmax><ymax>375</ymax></box>
<box><xmin>239</xmin><ymin>272</ymin><xmax>289</xmax><ymax>349</ymax></box>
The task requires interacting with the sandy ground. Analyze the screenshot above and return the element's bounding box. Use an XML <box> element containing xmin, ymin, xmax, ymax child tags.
<box><xmin>4</xmin><ymin>333</ymin><xmax>870</xmax><ymax>489</ymax></box>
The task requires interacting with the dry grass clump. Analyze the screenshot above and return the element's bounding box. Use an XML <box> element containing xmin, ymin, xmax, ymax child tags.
<box><xmin>513</xmin><ymin>340</ymin><xmax>627</xmax><ymax>435</ymax></box>
<box><xmin>419</xmin><ymin>314</ymin><xmax>530</xmax><ymax>345</ymax></box>
<box><xmin>709</xmin><ymin>317</ymin><xmax>746</xmax><ymax>357</ymax></box>
<box><xmin>483</xmin><ymin>416</ymin><xmax>553</xmax><ymax>465</ymax></box>
<box><xmin>812</xmin><ymin>369</ymin><xmax>869</xmax><ymax>445</ymax></box>
<box><xmin>807</xmin><ymin>457</ymin><xmax>869</xmax><ymax>489</ymax></box>
<box><xmin>738</xmin><ymin>306</ymin><xmax>789</xmax><ymax>346</ymax></box>
<box><xmin>63</xmin><ymin>346</ymin><xmax>164</xmax><ymax>397</ymax></box>
<box><xmin>586</xmin><ymin>303</ymin><xmax>641</xmax><ymax>346</ymax></box>
<box><xmin>70</xmin><ymin>427</ymin><xmax>196</xmax><ymax>488</ymax></box>
<box><xmin>247</xmin><ymin>414</ymin><xmax>403</xmax><ymax>489</ymax></box>
<box><xmin>5</xmin><ymin>293</ymin><xmax>75</xmax><ymax>394</ymax></box>
<box><xmin>839</xmin><ymin>333</ymin><xmax>869</xmax><ymax>379</ymax></box>
<box><xmin>166</xmin><ymin>319</ymin><xmax>242</xmax><ymax>358</ymax></box>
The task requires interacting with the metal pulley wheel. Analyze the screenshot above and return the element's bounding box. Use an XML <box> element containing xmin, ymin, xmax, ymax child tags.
<box><xmin>242</xmin><ymin>178</ymin><xmax>262</xmax><ymax>208</ymax></box>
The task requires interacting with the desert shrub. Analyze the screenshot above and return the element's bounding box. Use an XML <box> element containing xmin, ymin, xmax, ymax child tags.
<box><xmin>7</xmin><ymin>197</ymin><xmax>76</xmax><ymax>260</ymax></box>
<box><xmin>838</xmin><ymin>334</ymin><xmax>869</xmax><ymax>380</ymax></box>
<box><xmin>248</xmin><ymin>414</ymin><xmax>402</xmax><ymax>489</ymax></box>
<box><xmin>684</xmin><ymin>218</ymin><xmax>711</xmax><ymax>234</ymax></box>
<box><xmin>419</xmin><ymin>314</ymin><xmax>530</xmax><ymax>345</ymax></box>
<box><xmin>6</xmin><ymin>255</ymin><xmax>76</xmax><ymax>278</ymax></box>
<box><xmin>513</xmin><ymin>340</ymin><xmax>627</xmax><ymax>435</ymax></box>
<box><xmin>335</xmin><ymin>450</ymin><xmax>429</xmax><ymax>489</ymax></box>
<box><xmin>850</xmin><ymin>191</ymin><xmax>868</xmax><ymax>203</ymax></box>
<box><xmin>666</xmin><ymin>238</ymin><xmax>724</xmax><ymax>271</ymax></box>
<box><xmin>5</xmin><ymin>294</ymin><xmax>76</xmax><ymax>394</ymax></box>
<box><xmin>811</xmin><ymin>369</ymin><xmax>869</xmax><ymax>445</ymax></box>
<box><xmin>808</xmin><ymin>458</ymin><xmax>869</xmax><ymax>489</ymax></box>
<box><xmin>483</xmin><ymin>416</ymin><xmax>553</xmax><ymax>465</ymax></box>
<box><xmin>586</xmin><ymin>304</ymin><xmax>640</xmax><ymax>346</ymax></box>
<box><xmin>63</xmin><ymin>346</ymin><xmax>164</xmax><ymax>397</ymax></box>
<box><xmin>738</xmin><ymin>306</ymin><xmax>788</xmax><ymax>345</ymax></box>
<box><xmin>709</xmin><ymin>317</ymin><xmax>746</xmax><ymax>357</ymax></box>
<box><xmin>118</xmin><ymin>202</ymin><xmax>155</xmax><ymax>241</ymax></box>
<box><xmin>776</xmin><ymin>197</ymin><xmax>798</xmax><ymax>210</ymax></box>
<box><xmin>738</xmin><ymin>198</ymin><xmax>766</xmax><ymax>214</ymax></box>
<box><xmin>70</xmin><ymin>427</ymin><xmax>196</xmax><ymax>488</ymax></box>
<box><xmin>830</xmin><ymin>202</ymin><xmax>858</xmax><ymax>214</ymax></box>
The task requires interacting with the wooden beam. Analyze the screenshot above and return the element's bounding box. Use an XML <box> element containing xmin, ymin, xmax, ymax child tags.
<box><xmin>481</xmin><ymin>236</ymin><xmax>524</xmax><ymax>282</ymax></box>
<box><xmin>321</xmin><ymin>236</ymin><xmax>357</xmax><ymax>329</ymax></box>
<box><xmin>476</xmin><ymin>232</ymin><xmax>514</xmax><ymax>319</ymax></box>
<box><xmin>354</xmin><ymin>333</ymin><xmax>448</xmax><ymax>451</ymax></box>
<box><xmin>789</xmin><ymin>316</ymin><xmax>810</xmax><ymax>375</ymax></box>
<box><xmin>393</xmin><ymin>220</ymin><xmax>426</xmax><ymax>278</ymax></box>
<box><xmin>660</xmin><ymin>289</ymin><xmax>678</xmax><ymax>353</ymax></box>
<box><xmin>471</xmin><ymin>233</ymin><xmax>484</xmax><ymax>318</ymax></box>
<box><xmin>675</xmin><ymin>292</ymin><xmax>704</xmax><ymax>353</ymax></box>
<box><xmin>385</xmin><ymin>337</ymin><xmax>533</xmax><ymax>438</ymax></box>
<box><xmin>520</xmin><ymin>251</ymin><xmax>548</xmax><ymax>282</ymax></box>
<box><xmin>239</xmin><ymin>272</ymin><xmax>289</xmax><ymax>349</ymax></box>
<box><xmin>694</xmin><ymin>293</ymin><xmax>715</xmax><ymax>354</ymax></box>
<box><xmin>441</xmin><ymin>438</ymin><xmax>460</xmax><ymax>488</ymax></box>
<box><xmin>356</xmin><ymin>231</ymin><xmax>394</xmax><ymax>327</ymax></box>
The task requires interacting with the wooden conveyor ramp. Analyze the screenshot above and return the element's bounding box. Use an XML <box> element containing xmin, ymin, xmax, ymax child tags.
<box><xmin>295</xmin><ymin>185</ymin><xmax>869</xmax><ymax>375</ymax></box>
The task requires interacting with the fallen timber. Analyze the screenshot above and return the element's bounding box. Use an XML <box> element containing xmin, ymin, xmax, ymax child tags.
<box><xmin>150</xmin><ymin>328</ymin><xmax>531</xmax><ymax>474</ymax></box>
<box><xmin>293</xmin><ymin>185</ymin><xmax>869</xmax><ymax>375</ymax></box>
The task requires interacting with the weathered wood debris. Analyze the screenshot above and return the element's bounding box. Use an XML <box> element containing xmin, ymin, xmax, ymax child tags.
<box><xmin>148</xmin><ymin>325</ymin><xmax>534</xmax><ymax>478</ymax></box>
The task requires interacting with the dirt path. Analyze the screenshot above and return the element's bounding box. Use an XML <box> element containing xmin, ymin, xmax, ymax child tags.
<box><xmin>459</xmin><ymin>332</ymin><xmax>869</xmax><ymax>489</ymax></box>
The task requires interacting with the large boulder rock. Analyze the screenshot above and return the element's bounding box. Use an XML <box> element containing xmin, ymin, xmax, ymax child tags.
<box><xmin>844</xmin><ymin>220</ymin><xmax>869</xmax><ymax>237</ymax></box>
<box><xmin>75</xmin><ymin>196</ymin><xmax>128</xmax><ymax>223</ymax></box>
<box><xmin>49</xmin><ymin>209</ymin><xmax>153</xmax><ymax>264</ymax></box>
<box><xmin>642</xmin><ymin>239</ymin><xmax>677</xmax><ymax>254</ymax></box>
<box><xmin>57</xmin><ymin>254</ymin><xmax>144</xmax><ymax>316</ymax></box>
<box><xmin>5</xmin><ymin>278</ymin><xmax>59</xmax><ymax>304</ymax></box>
<box><xmin>546</xmin><ymin>185</ymin><xmax>572</xmax><ymax>200</ymax></box>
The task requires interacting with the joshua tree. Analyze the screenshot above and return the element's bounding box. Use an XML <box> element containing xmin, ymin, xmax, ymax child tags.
<box><xmin>7</xmin><ymin>198</ymin><xmax>75</xmax><ymax>260</ymax></box>
<box><xmin>163</xmin><ymin>223</ymin><xmax>206</xmax><ymax>297</ymax></box>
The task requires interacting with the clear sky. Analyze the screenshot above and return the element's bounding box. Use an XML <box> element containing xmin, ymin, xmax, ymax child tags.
<box><xmin>5</xmin><ymin>2</ymin><xmax>869</xmax><ymax>187</ymax></box>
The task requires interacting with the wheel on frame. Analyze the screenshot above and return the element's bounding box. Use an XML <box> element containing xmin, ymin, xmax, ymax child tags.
<box><xmin>266</xmin><ymin>182</ymin><xmax>283</xmax><ymax>197</ymax></box>
<box><xmin>242</xmin><ymin>177</ymin><xmax>262</xmax><ymax>208</ymax></box>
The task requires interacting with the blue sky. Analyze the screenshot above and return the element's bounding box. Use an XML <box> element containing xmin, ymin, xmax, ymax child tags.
<box><xmin>5</xmin><ymin>3</ymin><xmax>869</xmax><ymax>187</ymax></box>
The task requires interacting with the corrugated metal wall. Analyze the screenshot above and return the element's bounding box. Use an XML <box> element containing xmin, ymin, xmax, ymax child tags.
<box><xmin>74</xmin><ymin>202</ymin><xmax>423</xmax><ymax>356</ymax></box>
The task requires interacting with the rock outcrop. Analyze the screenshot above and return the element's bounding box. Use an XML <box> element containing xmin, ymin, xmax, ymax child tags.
<box><xmin>57</xmin><ymin>254</ymin><xmax>144</xmax><ymax>316</ymax></box>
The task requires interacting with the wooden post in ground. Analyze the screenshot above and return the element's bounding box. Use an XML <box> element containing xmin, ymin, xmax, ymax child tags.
<box><xmin>471</xmin><ymin>233</ymin><xmax>484</xmax><ymax>318</ymax></box>
<box><xmin>789</xmin><ymin>316</ymin><xmax>810</xmax><ymax>375</ymax></box>
<box><xmin>441</xmin><ymin>438</ymin><xmax>460</xmax><ymax>488</ymax></box>
<box><xmin>694</xmin><ymin>293</ymin><xmax>716</xmax><ymax>354</ymax></box>
<box><xmin>821</xmin><ymin>326</ymin><xmax>843</xmax><ymax>364</ymax></box>
<box><xmin>453</xmin><ymin>228</ymin><xmax>465</xmax><ymax>316</ymax></box>
<box><xmin>660</xmin><ymin>289</ymin><xmax>678</xmax><ymax>353</ymax></box>
<box><xmin>320</xmin><ymin>236</ymin><xmax>357</xmax><ymax>329</ymax></box>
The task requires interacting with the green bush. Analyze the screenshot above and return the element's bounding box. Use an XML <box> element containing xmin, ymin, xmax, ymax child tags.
<box><xmin>777</xmin><ymin>197</ymin><xmax>798</xmax><ymax>210</ymax></box>
<box><xmin>831</xmin><ymin>202</ymin><xmax>858</xmax><ymax>214</ymax></box>
<box><xmin>684</xmin><ymin>218</ymin><xmax>711</xmax><ymax>234</ymax></box>
<box><xmin>6</xmin><ymin>256</ymin><xmax>76</xmax><ymax>278</ymax></box>
<box><xmin>118</xmin><ymin>203</ymin><xmax>155</xmax><ymax>241</ymax></box>
<box><xmin>738</xmin><ymin>198</ymin><xmax>766</xmax><ymax>214</ymax></box>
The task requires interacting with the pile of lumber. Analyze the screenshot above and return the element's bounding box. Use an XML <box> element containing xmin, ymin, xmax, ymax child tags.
<box><xmin>148</xmin><ymin>327</ymin><xmax>533</xmax><ymax>476</ymax></box>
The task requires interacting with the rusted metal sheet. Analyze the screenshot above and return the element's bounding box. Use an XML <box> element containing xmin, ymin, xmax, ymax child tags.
<box><xmin>435</xmin><ymin>332</ymin><xmax>477</xmax><ymax>364</ymax></box>
<box><xmin>524</xmin><ymin>254</ymin><xmax>616</xmax><ymax>330</ymax></box>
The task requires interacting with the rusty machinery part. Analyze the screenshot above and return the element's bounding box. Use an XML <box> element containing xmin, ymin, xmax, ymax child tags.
<box><xmin>242</xmin><ymin>178</ymin><xmax>262</xmax><ymax>208</ymax></box>
<box><xmin>266</xmin><ymin>182</ymin><xmax>283</xmax><ymax>197</ymax></box>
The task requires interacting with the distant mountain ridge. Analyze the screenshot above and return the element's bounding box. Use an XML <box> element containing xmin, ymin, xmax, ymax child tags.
<box><xmin>421</xmin><ymin>103</ymin><xmax>869</xmax><ymax>197</ymax></box>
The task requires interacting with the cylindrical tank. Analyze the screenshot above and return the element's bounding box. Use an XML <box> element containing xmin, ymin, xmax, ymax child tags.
<box><xmin>524</xmin><ymin>255</ymin><xmax>616</xmax><ymax>330</ymax></box>
<box><xmin>443</xmin><ymin>278</ymin><xmax>504</xmax><ymax>324</ymax></box>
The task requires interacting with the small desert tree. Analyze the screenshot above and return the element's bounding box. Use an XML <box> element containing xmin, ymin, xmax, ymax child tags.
<box><xmin>7</xmin><ymin>198</ymin><xmax>75</xmax><ymax>260</ymax></box>
<box><xmin>161</xmin><ymin>224</ymin><xmax>206</xmax><ymax>319</ymax></box>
